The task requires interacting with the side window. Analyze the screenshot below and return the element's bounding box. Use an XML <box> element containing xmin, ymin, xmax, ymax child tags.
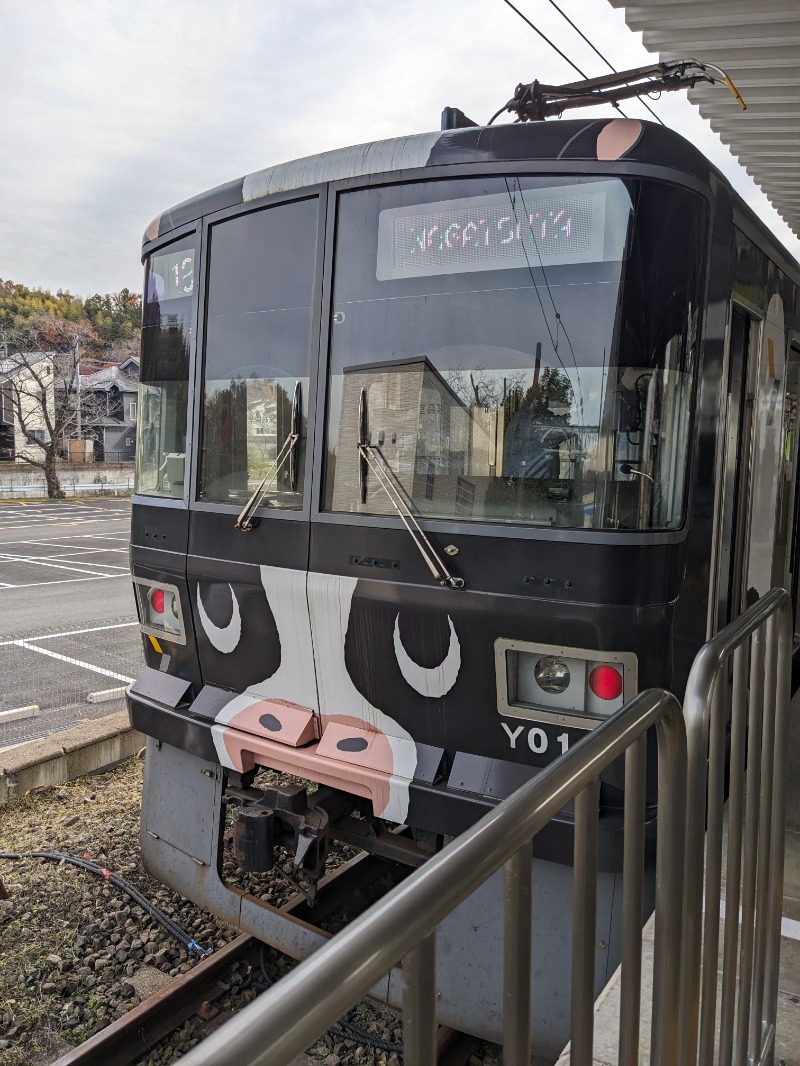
<box><xmin>198</xmin><ymin>198</ymin><xmax>319</xmax><ymax>508</ymax></box>
<box><xmin>135</xmin><ymin>234</ymin><xmax>196</xmax><ymax>498</ymax></box>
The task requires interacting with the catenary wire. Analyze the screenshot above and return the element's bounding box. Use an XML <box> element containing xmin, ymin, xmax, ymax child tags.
<box><xmin>500</xmin><ymin>0</ymin><xmax>587</xmax><ymax>80</ymax></box>
<box><xmin>503</xmin><ymin>178</ymin><xmax>587</xmax><ymax>420</ymax></box>
<box><xmin>498</xmin><ymin>0</ymin><xmax>629</xmax><ymax>120</ymax></box>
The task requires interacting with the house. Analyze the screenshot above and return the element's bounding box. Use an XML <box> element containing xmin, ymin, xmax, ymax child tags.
<box><xmin>77</xmin><ymin>356</ymin><xmax>139</xmax><ymax>461</ymax></box>
<box><xmin>0</xmin><ymin>350</ymin><xmax>57</xmax><ymax>463</ymax></box>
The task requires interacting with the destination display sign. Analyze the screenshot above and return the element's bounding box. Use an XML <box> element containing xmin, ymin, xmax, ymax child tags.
<box><xmin>146</xmin><ymin>248</ymin><xmax>196</xmax><ymax>303</ymax></box>
<box><xmin>377</xmin><ymin>182</ymin><xmax>619</xmax><ymax>281</ymax></box>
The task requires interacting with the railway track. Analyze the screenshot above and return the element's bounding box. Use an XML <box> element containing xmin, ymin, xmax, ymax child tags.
<box><xmin>51</xmin><ymin>929</ymin><xmax>480</xmax><ymax>1066</ymax></box>
<box><xmin>50</xmin><ymin>849</ymin><xmax>484</xmax><ymax>1066</ymax></box>
<box><xmin>52</xmin><ymin>933</ymin><xmax>261</xmax><ymax>1066</ymax></box>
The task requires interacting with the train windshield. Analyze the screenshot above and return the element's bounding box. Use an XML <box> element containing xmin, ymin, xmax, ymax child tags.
<box><xmin>324</xmin><ymin>176</ymin><xmax>706</xmax><ymax>531</ymax></box>
<box><xmin>135</xmin><ymin>234</ymin><xmax>195</xmax><ymax>498</ymax></box>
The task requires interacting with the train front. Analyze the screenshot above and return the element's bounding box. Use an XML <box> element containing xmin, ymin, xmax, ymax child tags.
<box><xmin>126</xmin><ymin>130</ymin><xmax>709</xmax><ymax>1048</ymax></box>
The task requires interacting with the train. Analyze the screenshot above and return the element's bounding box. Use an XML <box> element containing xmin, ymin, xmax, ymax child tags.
<box><xmin>126</xmin><ymin>110</ymin><xmax>800</xmax><ymax>1052</ymax></box>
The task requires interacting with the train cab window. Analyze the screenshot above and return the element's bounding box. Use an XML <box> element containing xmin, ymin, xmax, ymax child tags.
<box><xmin>323</xmin><ymin>177</ymin><xmax>705</xmax><ymax>530</ymax></box>
<box><xmin>198</xmin><ymin>197</ymin><xmax>319</xmax><ymax>508</ymax></box>
<box><xmin>135</xmin><ymin>234</ymin><xmax>196</xmax><ymax>498</ymax></box>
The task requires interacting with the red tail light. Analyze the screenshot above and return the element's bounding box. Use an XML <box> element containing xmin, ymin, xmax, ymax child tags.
<box><xmin>588</xmin><ymin>665</ymin><xmax>623</xmax><ymax>701</ymax></box>
<box><xmin>150</xmin><ymin>588</ymin><xmax>165</xmax><ymax>614</ymax></box>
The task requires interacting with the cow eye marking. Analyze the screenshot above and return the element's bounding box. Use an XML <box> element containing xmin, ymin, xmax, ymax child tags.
<box><xmin>337</xmin><ymin>737</ymin><xmax>369</xmax><ymax>752</ymax></box>
<box><xmin>197</xmin><ymin>584</ymin><xmax>242</xmax><ymax>654</ymax></box>
<box><xmin>393</xmin><ymin>614</ymin><xmax>461</xmax><ymax>698</ymax></box>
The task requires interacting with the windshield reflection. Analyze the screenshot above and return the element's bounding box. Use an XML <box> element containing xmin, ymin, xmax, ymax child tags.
<box><xmin>324</xmin><ymin>175</ymin><xmax>704</xmax><ymax>531</ymax></box>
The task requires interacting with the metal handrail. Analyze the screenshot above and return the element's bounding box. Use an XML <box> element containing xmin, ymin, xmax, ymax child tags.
<box><xmin>178</xmin><ymin>688</ymin><xmax>686</xmax><ymax>1066</ymax></box>
<box><xmin>680</xmin><ymin>588</ymin><xmax>792</xmax><ymax>1066</ymax></box>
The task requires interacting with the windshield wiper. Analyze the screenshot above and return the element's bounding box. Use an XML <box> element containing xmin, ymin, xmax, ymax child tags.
<box><xmin>357</xmin><ymin>388</ymin><xmax>464</xmax><ymax>590</ymax></box>
<box><xmin>235</xmin><ymin>382</ymin><xmax>301</xmax><ymax>531</ymax></box>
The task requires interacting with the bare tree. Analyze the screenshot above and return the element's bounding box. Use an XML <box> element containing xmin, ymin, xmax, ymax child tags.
<box><xmin>0</xmin><ymin>315</ymin><xmax>104</xmax><ymax>498</ymax></box>
<box><xmin>445</xmin><ymin>365</ymin><xmax>527</xmax><ymax>408</ymax></box>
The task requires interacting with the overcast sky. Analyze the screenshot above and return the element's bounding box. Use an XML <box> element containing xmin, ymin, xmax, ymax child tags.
<box><xmin>2</xmin><ymin>0</ymin><xmax>798</xmax><ymax>298</ymax></box>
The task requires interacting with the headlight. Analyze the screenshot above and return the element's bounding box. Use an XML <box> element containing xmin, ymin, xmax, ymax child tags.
<box><xmin>533</xmin><ymin>656</ymin><xmax>571</xmax><ymax>694</ymax></box>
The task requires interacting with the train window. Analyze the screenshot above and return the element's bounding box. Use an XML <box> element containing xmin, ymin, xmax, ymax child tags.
<box><xmin>323</xmin><ymin>177</ymin><xmax>706</xmax><ymax>530</ymax></box>
<box><xmin>198</xmin><ymin>197</ymin><xmax>319</xmax><ymax>508</ymax></box>
<box><xmin>135</xmin><ymin>234</ymin><xmax>196</xmax><ymax>498</ymax></box>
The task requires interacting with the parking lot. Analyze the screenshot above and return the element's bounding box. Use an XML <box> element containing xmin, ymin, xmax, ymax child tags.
<box><xmin>0</xmin><ymin>499</ymin><xmax>144</xmax><ymax>747</ymax></box>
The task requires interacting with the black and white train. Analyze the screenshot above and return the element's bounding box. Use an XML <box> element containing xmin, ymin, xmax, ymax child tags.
<box><xmin>127</xmin><ymin>111</ymin><xmax>800</xmax><ymax>1051</ymax></box>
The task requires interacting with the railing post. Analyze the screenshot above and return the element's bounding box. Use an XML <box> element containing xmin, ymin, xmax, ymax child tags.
<box><xmin>736</xmin><ymin>627</ymin><xmax>765</xmax><ymax>1062</ymax></box>
<box><xmin>651</xmin><ymin>701</ymin><xmax>686</xmax><ymax>1066</ymax></box>
<box><xmin>751</xmin><ymin>612</ymin><xmax>779</xmax><ymax>1060</ymax></box>
<box><xmin>719</xmin><ymin>640</ymin><xmax>749</xmax><ymax>1064</ymax></box>
<box><xmin>680</xmin><ymin>671</ymin><xmax>711</xmax><ymax>1066</ymax></box>
<box><xmin>699</xmin><ymin>677</ymin><xmax>727</xmax><ymax>1066</ymax></box>
<box><xmin>571</xmin><ymin>778</ymin><xmax>600</xmax><ymax>1066</ymax></box>
<box><xmin>619</xmin><ymin>733</ymin><xmax>647</xmax><ymax>1065</ymax></box>
<box><xmin>402</xmin><ymin>932</ymin><xmax>437</xmax><ymax>1066</ymax></box>
<box><xmin>504</xmin><ymin>840</ymin><xmax>532</xmax><ymax>1066</ymax></box>
<box><xmin>763</xmin><ymin>604</ymin><xmax>792</xmax><ymax>1066</ymax></box>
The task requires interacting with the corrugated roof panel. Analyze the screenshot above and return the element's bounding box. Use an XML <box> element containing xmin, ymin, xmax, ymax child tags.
<box><xmin>607</xmin><ymin>0</ymin><xmax>800</xmax><ymax>238</ymax></box>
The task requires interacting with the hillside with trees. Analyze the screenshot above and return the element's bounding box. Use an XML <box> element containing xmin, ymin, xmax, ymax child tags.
<box><xmin>0</xmin><ymin>279</ymin><xmax>142</xmax><ymax>351</ymax></box>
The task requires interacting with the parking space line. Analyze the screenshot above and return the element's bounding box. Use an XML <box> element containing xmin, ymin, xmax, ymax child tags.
<box><xmin>0</xmin><ymin>551</ymin><xmax>121</xmax><ymax>577</ymax></box>
<box><xmin>6</xmin><ymin>547</ymin><xmax>130</xmax><ymax>567</ymax></box>
<box><xmin>44</xmin><ymin>558</ymin><xmax>130</xmax><ymax>570</ymax></box>
<box><xmin>25</xmin><ymin>547</ymin><xmax>129</xmax><ymax>559</ymax></box>
<box><xmin>0</xmin><ymin>574</ymin><xmax>125</xmax><ymax>591</ymax></box>
<box><xmin>13</xmin><ymin>640</ymin><xmax>135</xmax><ymax>684</ymax></box>
<box><xmin>48</xmin><ymin>562</ymin><xmax>129</xmax><ymax>571</ymax></box>
<box><xmin>0</xmin><ymin>621</ymin><xmax>138</xmax><ymax>646</ymax></box>
<box><xmin>0</xmin><ymin>521</ymin><xmax>130</xmax><ymax>530</ymax></box>
<box><xmin>5</xmin><ymin>535</ymin><xmax>128</xmax><ymax>549</ymax></box>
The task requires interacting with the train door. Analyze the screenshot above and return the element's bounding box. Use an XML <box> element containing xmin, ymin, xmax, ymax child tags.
<box><xmin>712</xmin><ymin>303</ymin><xmax>761</xmax><ymax>633</ymax></box>
<box><xmin>186</xmin><ymin>194</ymin><xmax>326</xmax><ymax>735</ymax></box>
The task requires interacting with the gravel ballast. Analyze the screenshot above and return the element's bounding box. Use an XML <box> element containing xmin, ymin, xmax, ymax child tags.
<box><xmin>0</xmin><ymin>756</ymin><xmax>508</xmax><ymax>1066</ymax></box>
<box><xmin>0</xmin><ymin>756</ymin><xmax>241</xmax><ymax>1065</ymax></box>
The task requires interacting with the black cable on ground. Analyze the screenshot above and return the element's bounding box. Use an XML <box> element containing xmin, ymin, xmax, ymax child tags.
<box><xmin>6</xmin><ymin>849</ymin><xmax>405</xmax><ymax>1056</ymax></box>
<box><xmin>0</xmin><ymin>850</ymin><xmax>211</xmax><ymax>956</ymax></box>
<box><xmin>330</xmin><ymin>1017</ymin><xmax>403</xmax><ymax>1056</ymax></box>
<box><xmin>257</xmin><ymin>945</ymin><xmax>403</xmax><ymax>1056</ymax></box>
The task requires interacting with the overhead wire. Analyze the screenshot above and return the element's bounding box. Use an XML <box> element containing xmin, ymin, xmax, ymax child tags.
<box><xmin>503</xmin><ymin>178</ymin><xmax>587</xmax><ymax>421</ymax></box>
<box><xmin>498</xmin><ymin>0</ymin><xmax>672</xmax><ymax>124</ymax></box>
<box><xmin>499</xmin><ymin>0</ymin><xmax>628</xmax><ymax>118</ymax></box>
<box><xmin>500</xmin><ymin>0</ymin><xmax>588</xmax><ymax>81</ymax></box>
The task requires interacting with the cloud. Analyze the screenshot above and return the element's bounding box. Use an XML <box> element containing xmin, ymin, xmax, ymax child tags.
<box><xmin>1</xmin><ymin>0</ymin><xmax>797</xmax><ymax>295</ymax></box>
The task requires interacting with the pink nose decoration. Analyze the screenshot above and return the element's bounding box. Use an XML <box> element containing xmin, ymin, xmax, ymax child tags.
<box><xmin>596</xmin><ymin>119</ymin><xmax>643</xmax><ymax>161</ymax></box>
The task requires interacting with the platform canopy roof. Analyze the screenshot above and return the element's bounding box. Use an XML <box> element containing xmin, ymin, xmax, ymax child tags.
<box><xmin>606</xmin><ymin>0</ymin><xmax>800</xmax><ymax>240</ymax></box>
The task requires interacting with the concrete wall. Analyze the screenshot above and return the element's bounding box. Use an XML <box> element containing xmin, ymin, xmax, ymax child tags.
<box><xmin>0</xmin><ymin>461</ymin><xmax>135</xmax><ymax>497</ymax></box>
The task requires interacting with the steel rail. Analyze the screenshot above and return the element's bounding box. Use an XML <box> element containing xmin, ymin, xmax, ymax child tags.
<box><xmin>177</xmin><ymin>688</ymin><xmax>685</xmax><ymax>1066</ymax></box>
<box><xmin>52</xmin><ymin>934</ymin><xmax>259</xmax><ymax>1066</ymax></box>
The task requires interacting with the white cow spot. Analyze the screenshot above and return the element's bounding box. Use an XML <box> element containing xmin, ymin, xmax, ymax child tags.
<box><xmin>393</xmin><ymin>614</ymin><xmax>461</xmax><ymax>698</ymax></box>
<box><xmin>197</xmin><ymin>584</ymin><xmax>242</xmax><ymax>654</ymax></box>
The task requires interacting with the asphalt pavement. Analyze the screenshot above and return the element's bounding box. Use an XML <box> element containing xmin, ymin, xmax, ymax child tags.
<box><xmin>0</xmin><ymin>498</ymin><xmax>143</xmax><ymax>747</ymax></box>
